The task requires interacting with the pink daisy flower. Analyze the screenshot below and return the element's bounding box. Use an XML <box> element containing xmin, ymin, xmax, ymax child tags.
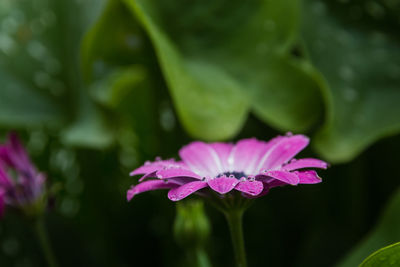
<box><xmin>127</xmin><ymin>133</ymin><xmax>327</xmax><ymax>202</ymax></box>
<box><xmin>0</xmin><ymin>133</ymin><xmax>46</xmax><ymax>218</ymax></box>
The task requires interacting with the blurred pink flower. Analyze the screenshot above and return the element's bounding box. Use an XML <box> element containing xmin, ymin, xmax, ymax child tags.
<box><xmin>127</xmin><ymin>133</ymin><xmax>327</xmax><ymax>202</ymax></box>
<box><xmin>0</xmin><ymin>133</ymin><xmax>46</xmax><ymax>218</ymax></box>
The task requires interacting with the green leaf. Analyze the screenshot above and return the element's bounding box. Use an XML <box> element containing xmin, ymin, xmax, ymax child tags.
<box><xmin>336</xmin><ymin>188</ymin><xmax>400</xmax><ymax>267</ymax></box>
<box><xmin>359</xmin><ymin>242</ymin><xmax>400</xmax><ymax>267</ymax></box>
<box><xmin>123</xmin><ymin>0</ymin><xmax>323</xmax><ymax>140</ymax></box>
<box><xmin>302</xmin><ymin>0</ymin><xmax>400</xmax><ymax>162</ymax></box>
<box><xmin>89</xmin><ymin>65</ymin><xmax>146</xmax><ymax>108</ymax></box>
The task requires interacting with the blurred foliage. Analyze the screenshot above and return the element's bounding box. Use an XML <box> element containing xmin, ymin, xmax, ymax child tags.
<box><xmin>337</xmin><ymin>188</ymin><xmax>400</xmax><ymax>267</ymax></box>
<box><xmin>0</xmin><ymin>0</ymin><xmax>400</xmax><ymax>266</ymax></box>
<box><xmin>359</xmin><ymin>242</ymin><xmax>400</xmax><ymax>267</ymax></box>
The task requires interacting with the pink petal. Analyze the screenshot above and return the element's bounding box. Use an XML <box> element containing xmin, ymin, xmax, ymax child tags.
<box><xmin>130</xmin><ymin>159</ymin><xmax>183</xmax><ymax>176</ymax></box>
<box><xmin>155</xmin><ymin>168</ymin><xmax>201</xmax><ymax>179</ymax></box>
<box><xmin>261</xmin><ymin>170</ymin><xmax>299</xmax><ymax>185</ymax></box>
<box><xmin>260</xmin><ymin>135</ymin><xmax>309</xmax><ymax>170</ymax></box>
<box><xmin>167</xmin><ymin>181</ymin><xmax>208</xmax><ymax>201</ymax></box>
<box><xmin>229</xmin><ymin>138</ymin><xmax>270</xmax><ymax>174</ymax></box>
<box><xmin>207</xmin><ymin>176</ymin><xmax>239</xmax><ymax>194</ymax></box>
<box><xmin>295</xmin><ymin>170</ymin><xmax>322</xmax><ymax>184</ymax></box>
<box><xmin>283</xmin><ymin>158</ymin><xmax>328</xmax><ymax>171</ymax></box>
<box><xmin>179</xmin><ymin>141</ymin><xmax>223</xmax><ymax>177</ymax></box>
<box><xmin>235</xmin><ymin>180</ymin><xmax>264</xmax><ymax>196</ymax></box>
<box><xmin>127</xmin><ymin>180</ymin><xmax>178</xmax><ymax>201</ymax></box>
<box><xmin>209</xmin><ymin>143</ymin><xmax>233</xmax><ymax>172</ymax></box>
<box><xmin>0</xmin><ymin>166</ymin><xmax>12</xmax><ymax>188</ymax></box>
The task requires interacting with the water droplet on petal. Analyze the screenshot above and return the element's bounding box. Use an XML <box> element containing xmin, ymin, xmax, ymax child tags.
<box><xmin>144</xmin><ymin>161</ymin><xmax>151</xmax><ymax>166</ymax></box>
<box><xmin>155</xmin><ymin>156</ymin><xmax>161</xmax><ymax>161</ymax></box>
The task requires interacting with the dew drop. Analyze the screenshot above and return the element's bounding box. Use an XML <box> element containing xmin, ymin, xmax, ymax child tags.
<box><xmin>144</xmin><ymin>160</ymin><xmax>151</xmax><ymax>166</ymax></box>
<box><xmin>339</xmin><ymin>65</ymin><xmax>354</xmax><ymax>81</ymax></box>
<box><xmin>342</xmin><ymin>87</ymin><xmax>358</xmax><ymax>102</ymax></box>
<box><xmin>155</xmin><ymin>156</ymin><xmax>161</xmax><ymax>161</ymax></box>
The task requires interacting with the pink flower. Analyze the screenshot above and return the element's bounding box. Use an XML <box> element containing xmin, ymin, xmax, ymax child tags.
<box><xmin>0</xmin><ymin>133</ymin><xmax>46</xmax><ymax>218</ymax></box>
<box><xmin>127</xmin><ymin>134</ymin><xmax>328</xmax><ymax>202</ymax></box>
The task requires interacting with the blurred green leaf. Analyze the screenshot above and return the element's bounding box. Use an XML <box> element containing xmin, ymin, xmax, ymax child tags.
<box><xmin>303</xmin><ymin>0</ymin><xmax>400</xmax><ymax>162</ymax></box>
<box><xmin>0</xmin><ymin>0</ymin><xmax>115</xmax><ymax>148</ymax></box>
<box><xmin>337</xmin><ymin>188</ymin><xmax>400</xmax><ymax>267</ymax></box>
<box><xmin>123</xmin><ymin>0</ymin><xmax>323</xmax><ymax>140</ymax></box>
<box><xmin>359</xmin><ymin>242</ymin><xmax>400</xmax><ymax>267</ymax></box>
<box><xmin>89</xmin><ymin>65</ymin><xmax>146</xmax><ymax>108</ymax></box>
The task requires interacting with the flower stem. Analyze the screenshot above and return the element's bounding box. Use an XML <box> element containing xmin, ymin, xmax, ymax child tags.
<box><xmin>224</xmin><ymin>209</ymin><xmax>247</xmax><ymax>267</ymax></box>
<box><xmin>34</xmin><ymin>218</ymin><xmax>59</xmax><ymax>267</ymax></box>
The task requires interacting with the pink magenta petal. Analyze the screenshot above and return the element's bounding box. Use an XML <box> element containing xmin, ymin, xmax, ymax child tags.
<box><xmin>130</xmin><ymin>159</ymin><xmax>183</xmax><ymax>176</ymax></box>
<box><xmin>295</xmin><ymin>170</ymin><xmax>322</xmax><ymax>184</ymax></box>
<box><xmin>235</xmin><ymin>180</ymin><xmax>264</xmax><ymax>196</ymax></box>
<box><xmin>283</xmin><ymin>158</ymin><xmax>328</xmax><ymax>171</ymax></box>
<box><xmin>167</xmin><ymin>181</ymin><xmax>208</xmax><ymax>201</ymax></box>
<box><xmin>207</xmin><ymin>176</ymin><xmax>239</xmax><ymax>194</ymax></box>
<box><xmin>179</xmin><ymin>141</ymin><xmax>224</xmax><ymax>177</ymax></box>
<box><xmin>209</xmin><ymin>143</ymin><xmax>233</xmax><ymax>172</ymax></box>
<box><xmin>263</xmin><ymin>170</ymin><xmax>299</xmax><ymax>185</ymax></box>
<box><xmin>127</xmin><ymin>180</ymin><xmax>178</xmax><ymax>201</ymax></box>
<box><xmin>155</xmin><ymin>168</ymin><xmax>201</xmax><ymax>179</ymax></box>
<box><xmin>261</xmin><ymin>135</ymin><xmax>309</xmax><ymax>170</ymax></box>
<box><xmin>229</xmin><ymin>138</ymin><xmax>270</xmax><ymax>174</ymax></box>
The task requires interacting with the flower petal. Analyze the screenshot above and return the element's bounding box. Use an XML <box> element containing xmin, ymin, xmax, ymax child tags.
<box><xmin>179</xmin><ymin>141</ymin><xmax>223</xmax><ymax>177</ymax></box>
<box><xmin>228</xmin><ymin>138</ymin><xmax>270</xmax><ymax>174</ymax></box>
<box><xmin>295</xmin><ymin>170</ymin><xmax>322</xmax><ymax>184</ymax></box>
<box><xmin>130</xmin><ymin>159</ymin><xmax>182</xmax><ymax>176</ymax></box>
<box><xmin>155</xmin><ymin>168</ymin><xmax>201</xmax><ymax>179</ymax></box>
<box><xmin>0</xmin><ymin>165</ymin><xmax>12</xmax><ymax>188</ymax></box>
<box><xmin>259</xmin><ymin>135</ymin><xmax>309</xmax><ymax>170</ymax></box>
<box><xmin>261</xmin><ymin>170</ymin><xmax>299</xmax><ymax>185</ymax></box>
<box><xmin>283</xmin><ymin>158</ymin><xmax>328</xmax><ymax>171</ymax></box>
<box><xmin>127</xmin><ymin>180</ymin><xmax>178</xmax><ymax>201</ymax></box>
<box><xmin>167</xmin><ymin>181</ymin><xmax>208</xmax><ymax>201</ymax></box>
<box><xmin>209</xmin><ymin>143</ymin><xmax>233</xmax><ymax>172</ymax></box>
<box><xmin>207</xmin><ymin>176</ymin><xmax>239</xmax><ymax>194</ymax></box>
<box><xmin>235</xmin><ymin>180</ymin><xmax>264</xmax><ymax>196</ymax></box>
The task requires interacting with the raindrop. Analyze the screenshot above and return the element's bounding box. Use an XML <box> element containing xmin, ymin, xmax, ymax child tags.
<box><xmin>40</xmin><ymin>10</ymin><xmax>57</xmax><ymax>27</ymax></box>
<box><xmin>34</xmin><ymin>71</ymin><xmax>51</xmax><ymax>88</ymax></box>
<box><xmin>286</xmin><ymin>132</ymin><xmax>293</xmax><ymax>137</ymax></box>
<box><xmin>44</xmin><ymin>58</ymin><xmax>61</xmax><ymax>74</ymax></box>
<box><xmin>312</xmin><ymin>2</ymin><xmax>327</xmax><ymax>16</ymax></box>
<box><xmin>155</xmin><ymin>156</ymin><xmax>161</xmax><ymax>161</ymax></box>
<box><xmin>27</xmin><ymin>40</ymin><xmax>47</xmax><ymax>60</ymax></box>
<box><xmin>339</xmin><ymin>65</ymin><xmax>354</xmax><ymax>81</ymax></box>
<box><xmin>60</xmin><ymin>197</ymin><xmax>80</xmax><ymax>217</ymax></box>
<box><xmin>365</xmin><ymin>1</ymin><xmax>385</xmax><ymax>19</ymax></box>
<box><xmin>144</xmin><ymin>161</ymin><xmax>151</xmax><ymax>166</ymax></box>
<box><xmin>342</xmin><ymin>87</ymin><xmax>358</xmax><ymax>102</ymax></box>
<box><xmin>263</xmin><ymin>19</ymin><xmax>276</xmax><ymax>31</ymax></box>
<box><xmin>125</xmin><ymin>34</ymin><xmax>142</xmax><ymax>49</ymax></box>
<box><xmin>0</xmin><ymin>33</ymin><xmax>15</xmax><ymax>55</ymax></box>
<box><xmin>1</xmin><ymin>16</ymin><xmax>19</xmax><ymax>34</ymax></box>
<box><xmin>229</xmin><ymin>174</ymin><xmax>235</xmax><ymax>179</ymax></box>
<box><xmin>159</xmin><ymin>103</ymin><xmax>176</xmax><ymax>132</ymax></box>
<box><xmin>2</xmin><ymin>237</ymin><xmax>19</xmax><ymax>256</ymax></box>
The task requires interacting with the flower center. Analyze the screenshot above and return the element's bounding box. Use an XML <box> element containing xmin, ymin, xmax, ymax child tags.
<box><xmin>216</xmin><ymin>171</ymin><xmax>246</xmax><ymax>179</ymax></box>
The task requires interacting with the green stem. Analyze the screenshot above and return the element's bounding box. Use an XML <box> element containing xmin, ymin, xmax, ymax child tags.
<box><xmin>224</xmin><ymin>209</ymin><xmax>247</xmax><ymax>267</ymax></box>
<box><xmin>34</xmin><ymin>218</ymin><xmax>59</xmax><ymax>267</ymax></box>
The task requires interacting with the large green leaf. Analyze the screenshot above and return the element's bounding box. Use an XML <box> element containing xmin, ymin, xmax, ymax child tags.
<box><xmin>123</xmin><ymin>0</ymin><xmax>324</xmax><ymax>140</ymax></box>
<box><xmin>0</xmin><ymin>0</ymin><xmax>113</xmax><ymax>148</ymax></box>
<box><xmin>360</xmin><ymin>242</ymin><xmax>400</xmax><ymax>267</ymax></box>
<box><xmin>303</xmin><ymin>0</ymin><xmax>400</xmax><ymax>162</ymax></box>
<box><xmin>337</xmin><ymin>188</ymin><xmax>400</xmax><ymax>267</ymax></box>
